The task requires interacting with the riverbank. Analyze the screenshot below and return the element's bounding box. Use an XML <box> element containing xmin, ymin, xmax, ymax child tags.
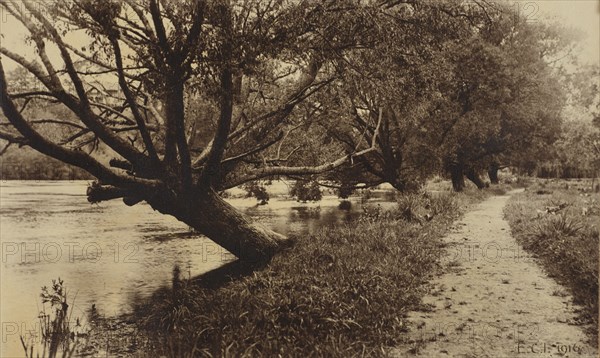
<box><xmin>504</xmin><ymin>179</ymin><xmax>599</xmax><ymax>346</ymax></box>
<box><xmin>82</xmin><ymin>186</ymin><xmax>500</xmax><ymax>357</ymax></box>
<box><xmin>391</xmin><ymin>189</ymin><xmax>596</xmax><ymax>357</ymax></box>
<box><xmin>1</xmin><ymin>180</ymin><xmax>398</xmax><ymax>357</ymax></box>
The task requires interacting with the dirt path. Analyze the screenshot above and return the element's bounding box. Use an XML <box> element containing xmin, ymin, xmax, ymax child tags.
<box><xmin>392</xmin><ymin>191</ymin><xmax>597</xmax><ymax>358</ymax></box>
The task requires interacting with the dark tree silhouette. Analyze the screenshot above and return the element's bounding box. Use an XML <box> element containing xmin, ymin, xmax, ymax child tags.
<box><xmin>0</xmin><ymin>0</ymin><xmax>385</xmax><ymax>263</ymax></box>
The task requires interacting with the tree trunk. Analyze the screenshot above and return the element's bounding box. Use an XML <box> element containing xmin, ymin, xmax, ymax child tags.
<box><xmin>449</xmin><ymin>164</ymin><xmax>465</xmax><ymax>192</ymax></box>
<box><xmin>488</xmin><ymin>163</ymin><xmax>499</xmax><ymax>184</ymax></box>
<box><xmin>465</xmin><ymin>167</ymin><xmax>486</xmax><ymax>189</ymax></box>
<box><xmin>149</xmin><ymin>189</ymin><xmax>287</xmax><ymax>264</ymax></box>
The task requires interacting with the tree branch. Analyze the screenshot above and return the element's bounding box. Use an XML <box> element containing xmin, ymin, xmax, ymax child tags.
<box><xmin>0</xmin><ymin>47</ymin><xmax>55</xmax><ymax>90</ymax></box>
<box><xmin>10</xmin><ymin>91</ymin><xmax>56</xmax><ymax>99</ymax></box>
<box><xmin>61</xmin><ymin>42</ymin><xmax>140</xmax><ymax>80</ymax></box>
<box><xmin>200</xmin><ymin>4</ymin><xmax>234</xmax><ymax>185</ymax></box>
<box><xmin>0</xmin><ymin>118</ymin><xmax>86</xmax><ymax>130</ymax></box>
<box><xmin>201</xmin><ymin>66</ymin><xmax>233</xmax><ymax>184</ymax></box>
<box><xmin>0</xmin><ymin>60</ymin><xmax>160</xmax><ymax>190</ymax></box>
<box><xmin>223</xmin><ymin>109</ymin><xmax>383</xmax><ymax>188</ymax></box>
<box><xmin>221</xmin><ymin>131</ymin><xmax>284</xmax><ymax>166</ymax></box>
<box><xmin>6</xmin><ymin>3</ymin><xmax>152</xmax><ymax>171</ymax></box>
<box><xmin>149</xmin><ymin>0</ymin><xmax>171</xmax><ymax>61</ymax></box>
<box><xmin>87</xmin><ymin>183</ymin><xmax>129</xmax><ymax>203</ymax></box>
<box><xmin>180</xmin><ymin>0</ymin><xmax>205</xmax><ymax>68</ymax></box>
<box><xmin>0</xmin><ymin>142</ymin><xmax>13</xmax><ymax>155</ymax></box>
<box><xmin>0</xmin><ymin>129</ymin><xmax>27</xmax><ymax>145</ymax></box>
<box><xmin>4</xmin><ymin>1</ymin><xmax>64</xmax><ymax>91</ymax></box>
<box><xmin>123</xmin><ymin>0</ymin><xmax>155</xmax><ymax>38</ymax></box>
<box><xmin>111</xmin><ymin>37</ymin><xmax>160</xmax><ymax>165</ymax></box>
<box><xmin>192</xmin><ymin>58</ymin><xmax>326</xmax><ymax>170</ymax></box>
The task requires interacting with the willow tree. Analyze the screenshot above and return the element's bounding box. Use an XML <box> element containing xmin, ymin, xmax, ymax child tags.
<box><xmin>301</xmin><ymin>1</ymin><xmax>484</xmax><ymax>192</ymax></box>
<box><xmin>431</xmin><ymin>5</ymin><xmax>567</xmax><ymax>191</ymax></box>
<box><xmin>0</xmin><ymin>0</ymin><xmax>383</xmax><ymax>263</ymax></box>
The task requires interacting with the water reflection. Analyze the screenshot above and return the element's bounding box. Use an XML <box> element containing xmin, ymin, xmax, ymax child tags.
<box><xmin>242</xmin><ymin>200</ymin><xmax>361</xmax><ymax>237</ymax></box>
<box><xmin>0</xmin><ymin>181</ymin><xmax>396</xmax><ymax>357</ymax></box>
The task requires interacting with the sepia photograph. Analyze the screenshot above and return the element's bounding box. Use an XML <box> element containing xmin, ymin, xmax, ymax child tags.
<box><xmin>0</xmin><ymin>0</ymin><xmax>598</xmax><ymax>356</ymax></box>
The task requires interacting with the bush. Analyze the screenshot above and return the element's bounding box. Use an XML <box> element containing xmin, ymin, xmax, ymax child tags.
<box><xmin>290</xmin><ymin>180</ymin><xmax>322</xmax><ymax>202</ymax></box>
<box><xmin>397</xmin><ymin>193</ymin><xmax>424</xmax><ymax>222</ymax></box>
<box><xmin>137</xmin><ymin>220</ymin><xmax>446</xmax><ymax>356</ymax></box>
<box><xmin>394</xmin><ymin>192</ymin><xmax>458</xmax><ymax>223</ymax></box>
<box><xmin>338</xmin><ymin>200</ymin><xmax>352</xmax><ymax>211</ymax></box>
<box><xmin>336</xmin><ymin>184</ymin><xmax>355</xmax><ymax>199</ymax></box>
<box><xmin>243</xmin><ymin>182</ymin><xmax>270</xmax><ymax>204</ymax></box>
<box><xmin>534</xmin><ymin>213</ymin><xmax>584</xmax><ymax>238</ymax></box>
<box><xmin>429</xmin><ymin>193</ymin><xmax>457</xmax><ymax>216</ymax></box>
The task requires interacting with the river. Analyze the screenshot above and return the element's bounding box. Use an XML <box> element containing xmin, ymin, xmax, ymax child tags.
<box><xmin>0</xmin><ymin>180</ymin><xmax>396</xmax><ymax>357</ymax></box>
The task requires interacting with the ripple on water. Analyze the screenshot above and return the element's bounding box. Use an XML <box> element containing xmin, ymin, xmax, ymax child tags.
<box><xmin>1</xmin><ymin>180</ymin><xmax>396</xmax><ymax>357</ymax></box>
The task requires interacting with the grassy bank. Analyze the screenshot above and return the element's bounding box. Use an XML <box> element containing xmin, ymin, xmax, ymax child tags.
<box><xmin>504</xmin><ymin>179</ymin><xmax>599</xmax><ymax>344</ymax></box>
<box><xmin>127</xmin><ymin>188</ymin><xmax>492</xmax><ymax>357</ymax></box>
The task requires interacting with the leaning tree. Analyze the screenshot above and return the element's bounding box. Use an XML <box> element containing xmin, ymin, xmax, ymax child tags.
<box><xmin>0</xmin><ymin>0</ymin><xmax>388</xmax><ymax>263</ymax></box>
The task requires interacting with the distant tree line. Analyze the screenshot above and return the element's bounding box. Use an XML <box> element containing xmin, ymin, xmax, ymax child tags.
<box><xmin>0</xmin><ymin>148</ymin><xmax>92</xmax><ymax>180</ymax></box>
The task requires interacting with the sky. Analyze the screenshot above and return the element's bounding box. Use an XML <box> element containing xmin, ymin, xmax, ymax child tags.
<box><xmin>0</xmin><ymin>1</ymin><xmax>598</xmax><ymax>71</ymax></box>
<box><xmin>529</xmin><ymin>0</ymin><xmax>600</xmax><ymax>65</ymax></box>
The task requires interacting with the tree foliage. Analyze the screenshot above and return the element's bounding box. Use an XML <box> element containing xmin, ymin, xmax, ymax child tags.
<box><xmin>0</xmin><ymin>0</ymin><xmax>580</xmax><ymax>260</ymax></box>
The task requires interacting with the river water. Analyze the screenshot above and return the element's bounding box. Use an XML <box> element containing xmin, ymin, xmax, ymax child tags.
<box><xmin>0</xmin><ymin>180</ymin><xmax>395</xmax><ymax>356</ymax></box>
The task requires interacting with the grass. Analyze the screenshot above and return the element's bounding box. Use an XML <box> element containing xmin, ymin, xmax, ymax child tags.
<box><xmin>127</xmin><ymin>187</ymin><xmax>494</xmax><ymax>357</ymax></box>
<box><xmin>21</xmin><ymin>278</ymin><xmax>78</xmax><ymax>358</ymax></box>
<box><xmin>504</xmin><ymin>179</ymin><xmax>599</xmax><ymax>345</ymax></box>
<box><xmin>22</xmin><ymin>278</ymin><xmax>151</xmax><ymax>357</ymax></box>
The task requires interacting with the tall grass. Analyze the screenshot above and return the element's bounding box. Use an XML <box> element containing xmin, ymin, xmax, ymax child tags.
<box><xmin>21</xmin><ymin>278</ymin><xmax>78</xmax><ymax>358</ymax></box>
<box><xmin>505</xmin><ymin>181</ymin><xmax>599</xmax><ymax>344</ymax></box>
<box><xmin>131</xmin><ymin>190</ymin><xmax>490</xmax><ymax>357</ymax></box>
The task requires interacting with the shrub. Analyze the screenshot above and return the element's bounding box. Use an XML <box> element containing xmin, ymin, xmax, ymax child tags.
<box><xmin>429</xmin><ymin>193</ymin><xmax>457</xmax><ymax>216</ymax></box>
<box><xmin>243</xmin><ymin>182</ymin><xmax>270</xmax><ymax>205</ymax></box>
<box><xmin>290</xmin><ymin>180</ymin><xmax>322</xmax><ymax>202</ymax></box>
<box><xmin>338</xmin><ymin>200</ymin><xmax>352</xmax><ymax>211</ymax></box>
<box><xmin>394</xmin><ymin>192</ymin><xmax>458</xmax><ymax>223</ymax></box>
<box><xmin>336</xmin><ymin>185</ymin><xmax>355</xmax><ymax>199</ymax></box>
<box><xmin>397</xmin><ymin>193</ymin><xmax>423</xmax><ymax>222</ymax></box>
<box><xmin>534</xmin><ymin>213</ymin><xmax>583</xmax><ymax>238</ymax></box>
<box><xmin>136</xmin><ymin>219</ymin><xmax>447</xmax><ymax>357</ymax></box>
